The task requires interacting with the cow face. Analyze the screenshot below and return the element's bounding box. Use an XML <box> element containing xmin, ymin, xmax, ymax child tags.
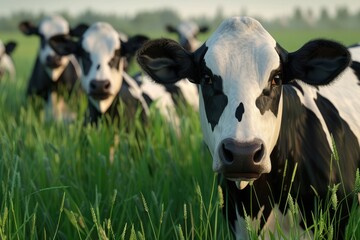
<box><xmin>19</xmin><ymin>15</ymin><xmax>72</xmax><ymax>81</ymax></box>
<box><xmin>166</xmin><ymin>21</ymin><xmax>208</xmax><ymax>52</ymax></box>
<box><xmin>49</xmin><ymin>22</ymin><xmax>148</xmax><ymax>113</ymax></box>
<box><xmin>0</xmin><ymin>40</ymin><xmax>17</xmax><ymax>79</ymax></box>
<box><xmin>137</xmin><ymin>17</ymin><xmax>351</xmax><ymax>187</ymax></box>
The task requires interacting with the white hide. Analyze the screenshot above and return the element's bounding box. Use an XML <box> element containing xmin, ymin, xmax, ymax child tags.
<box><xmin>139</xmin><ymin>74</ymin><xmax>179</xmax><ymax>124</ymax></box>
<box><xmin>198</xmin><ymin>17</ymin><xmax>282</xmax><ymax>175</ymax></box>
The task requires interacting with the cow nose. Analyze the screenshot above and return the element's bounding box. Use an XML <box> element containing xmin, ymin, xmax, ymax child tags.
<box><xmin>90</xmin><ymin>80</ymin><xmax>111</xmax><ymax>92</ymax></box>
<box><xmin>46</xmin><ymin>55</ymin><xmax>61</xmax><ymax>68</ymax></box>
<box><xmin>218</xmin><ymin>138</ymin><xmax>265</xmax><ymax>179</ymax></box>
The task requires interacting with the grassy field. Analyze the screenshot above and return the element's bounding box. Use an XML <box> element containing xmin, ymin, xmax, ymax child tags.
<box><xmin>1</xmin><ymin>28</ymin><xmax>360</xmax><ymax>240</ymax></box>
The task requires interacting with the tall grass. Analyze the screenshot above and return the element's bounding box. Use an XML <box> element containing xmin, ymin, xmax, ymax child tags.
<box><xmin>1</xmin><ymin>30</ymin><xmax>360</xmax><ymax>239</ymax></box>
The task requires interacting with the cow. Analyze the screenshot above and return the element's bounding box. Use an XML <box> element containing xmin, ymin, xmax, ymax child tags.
<box><xmin>49</xmin><ymin>22</ymin><xmax>180</xmax><ymax>125</ymax></box>
<box><xmin>19</xmin><ymin>15</ymin><xmax>86</xmax><ymax>121</ymax></box>
<box><xmin>0</xmin><ymin>39</ymin><xmax>17</xmax><ymax>80</ymax></box>
<box><xmin>166</xmin><ymin>21</ymin><xmax>209</xmax><ymax>52</ymax></box>
<box><xmin>137</xmin><ymin>16</ymin><xmax>360</xmax><ymax>239</ymax></box>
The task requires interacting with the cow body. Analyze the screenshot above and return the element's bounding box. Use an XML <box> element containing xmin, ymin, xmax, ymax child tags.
<box><xmin>0</xmin><ymin>40</ymin><xmax>17</xmax><ymax>80</ymax></box>
<box><xmin>137</xmin><ymin>17</ymin><xmax>360</xmax><ymax>239</ymax></box>
<box><xmin>19</xmin><ymin>15</ymin><xmax>83</xmax><ymax>121</ymax></box>
<box><xmin>49</xmin><ymin>22</ymin><xmax>179</xmax><ymax>125</ymax></box>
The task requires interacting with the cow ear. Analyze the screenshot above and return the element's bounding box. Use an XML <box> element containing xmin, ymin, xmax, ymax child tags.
<box><xmin>19</xmin><ymin>21</ymin><xmax>38</xmax><ymax>35</ymax></box>
<box><xmin>70</xmin><ymin>23</ymin><xmax>89</xmax><ymax>37</ymax></box>
<box><xmin>5</xmin><ymin>41</ymin><xmax>17</xmax><ymax>55</ymax></box>
<box><xmin>121</xmin><ymin>35</ymin><xmax>149</xmax><ymax>57</ymax></box>
<box><xmin>49</xmin><ymin>34</ymin><xmax>79</xmax><ymax>56</ymax></box>
<box><xmin>137</xmin><ymin>38</ymin><xmax>198</xmax><ymax>84</ymax></box>
<box><xmin>166</xmin><ymin>25</ymin><xmax>177</xmax><ymax>33</ymax></box>
<box><xmin>285</xmin><ymin>39</ymin><xmax>351</xmax><ymax>86</ymax></box>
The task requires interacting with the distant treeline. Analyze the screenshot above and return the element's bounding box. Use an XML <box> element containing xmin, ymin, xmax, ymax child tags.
<box><xmin>0</xmin><ymin>6</ymin><xmax>359</xmax><ymax>35</ymax></box>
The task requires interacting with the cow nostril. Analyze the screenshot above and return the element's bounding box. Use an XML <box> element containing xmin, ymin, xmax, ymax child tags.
<box><xmin>90</xmin><ymin>81</ymin><xmax>96</xmax><ymax>90</ymax></box>
<box><xmin>253</xmin><ymin>144</ymin><xmax>264</xmax><ymax>163</ymax></box>
<box><xmin>222</xmin><ymin>143</ymin><xmax>234</xmax><ymax>164</ymax></box>
<box><xmin>104</xmin><ymin>81</ymin><xmax>110</xmax><ymax>90</ymax></box>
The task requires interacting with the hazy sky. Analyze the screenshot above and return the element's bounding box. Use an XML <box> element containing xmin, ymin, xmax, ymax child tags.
<box><xmin>1</xmin><ymin>0</ymin><xmax>359</xmax><ymax>19</ymax></box>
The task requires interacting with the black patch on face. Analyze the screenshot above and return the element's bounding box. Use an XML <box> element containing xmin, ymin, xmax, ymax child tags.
<box><xmin>108</xmin><ymin>49</ymin><xmax>121</xmax><ymax>70</ymax></box>
<box><xmin>80</xmin><ymin>50</ymin><xmax>92</xmax><ymax>75</ymax></box>
<box><xmin>200</xmin><ymin>67</ymin><xmax>228</xmax><ymax>131</ymax></box>
<box><xmin>350</xmin><ymin>61</ymin><xmax>360</xmax><ymax>85</ymax></box>
<box><xmin>255</xmin><ymin>85</ymin><xmax>281</xmax><ymax>116</ymax></box>
<box><xmin>235</xmin><ymin>102</ymin><xmax>244</xmax><ymax>122</ymax></box>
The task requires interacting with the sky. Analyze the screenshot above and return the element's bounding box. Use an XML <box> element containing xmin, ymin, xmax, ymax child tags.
<box><xmin>1</xmin><ymin>0</ymin><xmax>360</xmax><ymax>20</ymax></box>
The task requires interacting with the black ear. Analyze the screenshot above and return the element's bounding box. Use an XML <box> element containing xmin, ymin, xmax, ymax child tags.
<box><xmin>166</xmin><ymin>25</ymin><xmax>178</xmax><ymax>33</ymax></box>
<box><xmin>70</xmin><ymin>23</ymin><xmax>89</xmax><ymax>37</ymax></box>
<box><xmin>121</xmin><ymin>35</ymin><xmax>149</xmax><ymax>57</ymax></box>
<box><xmin>49</xmin><ymin>34</ymin><xmax>79</xmax><ymax>56</ymax></box>
<box><xmin>199</xmin><ymin>25</ymin><xmax>209</xmax><ymax>33</ymax></box>
<box><xmin>19</xmin><ymin>21</ymin><xmax>38</xmax><ymax>35</ymax></box>
<box><xmin>137</xmin><ymin>38</ymin><xmax>199</xmax><ymax>84</ymax></box>
<box><xmin>284</xmin><ymin>39</ymin><xmax>351</xmax><ymax>85</ymax></box>
<box><xmin>5</xmin><ymin>41</ymin><xmax>17</xmax><ymax>55</ymax></box>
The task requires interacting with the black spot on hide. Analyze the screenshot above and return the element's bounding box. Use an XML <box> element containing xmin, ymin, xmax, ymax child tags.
<box><xmin>235</xmin><ymin>102</ymin><xmax>244</xmax><ymax>122</ymax></box>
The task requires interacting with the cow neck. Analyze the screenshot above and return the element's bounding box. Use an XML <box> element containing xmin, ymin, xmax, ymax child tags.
<box><xmin>87</xmin><ymin>94</ymin><xmax>121</xmax><ymax>124</ymax></box>
<box><xmin>49</xmin><ymin>62</ymin><xmax>78</xmax><ymax>97</ymax></box>
<box><xmin>270</xmin><ymin>85</ymin><xmax>337</xmax><ymax>196</ymax></box>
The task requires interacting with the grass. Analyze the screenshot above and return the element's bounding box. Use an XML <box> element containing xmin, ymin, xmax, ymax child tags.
<box><xmin>1</xmin><ymin>29</ymin><xmax>360</xmax><ymax>239</ymax></box>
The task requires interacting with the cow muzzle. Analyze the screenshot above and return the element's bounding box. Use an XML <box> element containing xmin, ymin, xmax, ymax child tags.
<box><xmin>89</xmin><ymin>79</ymin><xmax>111</xmax><ymax>100</ymax></box>
<box><xmin>45</xmin><ymin>55</ymin><xmax>62</xmax><ymax>68</ymax></box>
<box><xmin>218</xmin><ymin>138</ymin><xmax>266</xmax><ymax>181</ymax></box>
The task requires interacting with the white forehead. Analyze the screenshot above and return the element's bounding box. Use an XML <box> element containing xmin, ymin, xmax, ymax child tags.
<box><xmin>178</xmin><ymin>21</ymin><xmax>199</xmax><ymax>38</ymax></box>
<box><xmin>205</xmin><ymin>17</ymin><xmax>279</xmax><ymax>83</ymax></box>
<box><xmin>82</xmin><ymin>22</ymin><xmax>120</xmax><ymax>57</ymax></box>
<box><xmin>39</xmin><ymin>15</ymin><xmax>69</xmax><ymax>39</ymax></box>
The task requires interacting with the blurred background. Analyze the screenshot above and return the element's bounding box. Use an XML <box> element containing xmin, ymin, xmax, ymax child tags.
<box><xmin>1</xmin><ymin>0</ymin><xmax>360</xmax><ymax>36</ymax></box>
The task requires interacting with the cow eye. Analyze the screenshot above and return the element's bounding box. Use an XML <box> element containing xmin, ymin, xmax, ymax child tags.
<box><xmin>271</xmin><ymin>74</ymin><xmax>281</xmax><ymax>86</ymax></box>
<box><xmin>108</xmin><ymin>56</ymin><xmax>120</xmax><ymax>69</ymax></box>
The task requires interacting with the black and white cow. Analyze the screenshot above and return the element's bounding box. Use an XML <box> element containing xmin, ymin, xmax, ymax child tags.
<box><xmin>166</xmin><ymin>21</ymin><xmax>208</xmax><ymax>52</ymax></box>
<box><xmin>19</xmin><ymin>15</ymin><xmax>86</xmax><ymax>121</ymax></box>
<box><xmin>49</xmin><ymin>22</ymin><xmax>180</xmax><ymax>125</ymax></box>
<box><xmin>137</xmin><ymin>17</ymin><xmax>360</xmax><ymax>239</ymax></box>
<box><xmin>0</xmin><ymin>39</ymin><xmax>17</xmax><ymax>80</ymax></box>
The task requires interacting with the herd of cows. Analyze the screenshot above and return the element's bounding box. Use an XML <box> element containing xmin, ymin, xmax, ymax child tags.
<box><xmin>1</xmin><ymin>14</ymin><xmax>360</xmax><ymax>239</ymax></box>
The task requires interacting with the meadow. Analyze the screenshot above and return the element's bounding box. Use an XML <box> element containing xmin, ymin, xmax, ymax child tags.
<box><xmin>1</xmin><ymin>28</ymin><xmax>360</xmax><ymax>240</ymax></box>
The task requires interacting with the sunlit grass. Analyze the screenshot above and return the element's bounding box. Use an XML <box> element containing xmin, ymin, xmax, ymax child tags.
<box><xmin>1</xmin><ymin>29</ymin><xmax>360</xmax><ymax>239</ymax></box>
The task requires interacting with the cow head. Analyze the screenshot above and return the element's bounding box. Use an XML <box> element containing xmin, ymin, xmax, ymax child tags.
<box><xmin>166</xmin><ymin>21</ymin><xmax>208</xmax><ymax>52</ymax></box>
<box><xmin>138</xmin><ymin>17</ymin><xmax>351</xmax><ymax>188</ymax></box>
<box><xmin>49</xmin><ymin>22</ymin><xmax>148</xmax><ymax>113</ymax></box>
<box><xmin>0</xmin><ymin>40</ymin><xmax>17</xmax><ymax>79</ymax></box>
<box><xmin>19</xmin><ymin>15</ymin><xmax>84</xmax><ymax>81</ymax></box>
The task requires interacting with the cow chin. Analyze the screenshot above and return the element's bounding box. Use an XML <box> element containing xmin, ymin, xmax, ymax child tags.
<box><xmin>89</xmin><ymin>95</ymin><xmax>115</xmax><ymax>113</ymax></box>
